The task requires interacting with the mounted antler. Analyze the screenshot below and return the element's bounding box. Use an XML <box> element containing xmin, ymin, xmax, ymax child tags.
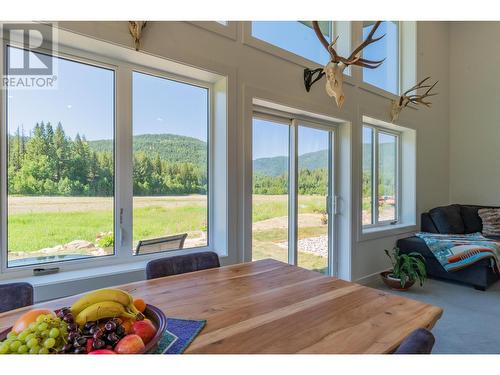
<box><xmin>129</xmin><ymin>21</ymin><xmax>148</xmax><ymax>51</ymax></box>
<box><xmin>304</xmin><ymin>21</ymin><xmax>385</xmax><ymax>108</ymax></box>
<box><xmin>390</xmin><ymin>77</ymin><xmax>438</xmax><ymax>122</ymax></box>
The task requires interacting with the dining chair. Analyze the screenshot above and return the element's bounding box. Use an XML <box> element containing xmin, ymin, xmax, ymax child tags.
<box><xmin>146</xmin><ymin>251</ymin><xmax>220</xmax><ymax>280</ymax></box>
<box><xmin>0</xmin><ymin>282</ymin><xmax>34</xmax><ymax>313</ymax></box>
<box><xmin>394</xmin><ymin>328</ymin><xmax>436</xmax><ymax>354</ymax></box>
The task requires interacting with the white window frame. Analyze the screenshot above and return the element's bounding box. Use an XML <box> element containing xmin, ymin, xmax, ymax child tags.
<box><xmin>242</xmin><ymin>21</ymin><xmax>352</xmax><ymax>75</ymax></box>
<box><xmin>0</xmin><ymin>33</ymin><xmax>225</xmax><ymax>277</ymax></box>
<box><xmin>361</xmin><ymin>123</ymin><xmax>401</xmax><ymax>230</ymax></box>
<box><xmin>251</xmin><ymin>107</ymin><xmax>339</xmax><ymax>277</ymax></box>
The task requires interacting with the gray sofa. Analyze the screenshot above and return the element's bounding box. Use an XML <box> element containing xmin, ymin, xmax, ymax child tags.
<box><xmin>397</xmin><ymin>204</ymin><xmax>499</xmax><ymax>290</ymax></box>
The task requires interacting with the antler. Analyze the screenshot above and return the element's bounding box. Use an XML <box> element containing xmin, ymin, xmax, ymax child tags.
<box><xmin>399</xmin><ymin>77</ymin><xmax>438</xmax><ymax>107</ymax></box>
<box><xmin>312</xmin><ymin>21</ymin><xmax>385</xmax><ymax>68</ymax></box>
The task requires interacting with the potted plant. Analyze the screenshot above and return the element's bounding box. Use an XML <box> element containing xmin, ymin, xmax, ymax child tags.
<box><xmin>380</xmin><ymin>247</ymin><xmax>427</xmax><ymax>290</ymax></box>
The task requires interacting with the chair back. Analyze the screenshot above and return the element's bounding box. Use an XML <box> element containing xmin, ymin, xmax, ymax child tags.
<box><xmin>0</xmin><ymin>282</ymin><xmax>34</xmax><ymax>313</ymax></box>
<box><xmin>135</xmin><ymin>233</ymin><xmax>188</xmax><ymax>255</ymax></box>
<box><xmin>394</xmin><ymin>328</ymin><xmax>435</xmax><ymax>354</ymax></box>
<box><xmin>146</xmin><ymin>251</ymin><xmax>220</xmax><ymax>280</ymax></box>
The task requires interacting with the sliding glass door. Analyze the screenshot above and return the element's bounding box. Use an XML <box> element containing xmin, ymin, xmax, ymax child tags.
<box><xmin>252</xmin><ymin>115</ymin><xmax>337</xmax><ymax>276</ymax></box>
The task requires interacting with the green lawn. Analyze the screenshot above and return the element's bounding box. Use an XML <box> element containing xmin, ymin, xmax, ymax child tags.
<box><xmin>8</xmin><ymin>194</ymin><xmax>328</xmax><ymax>275</ymax></box>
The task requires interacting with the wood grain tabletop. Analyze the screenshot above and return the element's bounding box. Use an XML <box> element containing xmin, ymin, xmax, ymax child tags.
<box><xmin>0</xmin><ymin>259</ymin><xmax>443</xmax><ymax>353</ymax></box>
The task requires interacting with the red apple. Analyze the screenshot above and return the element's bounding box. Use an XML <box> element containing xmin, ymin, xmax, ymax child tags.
<box><xmin>114</xmin><ymin>334</ymin><xmax>145</xmax><ymax>354</ymax></box>
<box><xmin>131</xmin><ymin>320</ymin><xmax>157</xmax><ymax>344</ymax></box>
<box><xmin>88</xmin><ymin>349</ymin><xmax>116</xmax><ymax>354</ymax></box>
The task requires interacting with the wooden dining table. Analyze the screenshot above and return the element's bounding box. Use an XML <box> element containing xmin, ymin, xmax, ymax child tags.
<box><xmin>0</xmin><ymin>259</ymin><xmax>443</xmax><ymax>353</ymax></box>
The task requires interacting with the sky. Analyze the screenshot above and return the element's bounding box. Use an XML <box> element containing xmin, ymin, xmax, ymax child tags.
<box><xmin>7</xmin><ymin>21</ymin><xmax>396</xmax><ymax>154</ymax></box>
<box><xmin>7</xmin><ymin>47</ymin><xmax>208</xmax><ymax>142</ymax></box>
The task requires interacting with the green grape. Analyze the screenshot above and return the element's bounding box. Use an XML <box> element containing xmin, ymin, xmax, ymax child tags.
<box><xmin>6</xmin><ymin>331</ymin><xmax>17</xmax><ymax>340</ymax></box>
<box><xmin>26</xmin><ymin>338</ymin><xmax>39</xmax><ymax>349</ymax></box>
<box><xmin>49</xmin><ymin>328</ymin><xmax>60</xmax><ymax>338</ymax></box>
<box><xmin>29</xmin><ymin>346</ymin><xmax>40</xmax><ymax>354</ymax></box>
<box><xmin>18</xmin><ymin>331</ymin><xmax>29</xmax><ymax>341</ymax></box>
<box><xmin>36</xmin><ymin>315</ymin><xmax>46</xmax><ymax>324</ymax></box>
<box><xmin>41</xmin><ymin>330</ymin><xmax>49</xmax><ymax>338</ymax></box>
<box><xmin>9</xmin><ymin>340</ymin><xmax>21</xmax><ymax>352</ymax></box>
<box><xmin>17</xmin><ymin>345</ymin><xmax>28</xmax><ymax>354</ymax></box>
<box><xmin>28</xmin><ymin>322</ymin><xmax>37</xmax><ymax>330</ymax></box>
<box><xmin>0</xmin><ymin>343</ymin><xmax>10</xmax><ymax>354</ymax></box>
<box><xmin>38</xmin><ymin>322</ymin><xmax>48</xmax><ymax>332</ymax></box>
<box><xmin>25</xmin><ymin>333</ymin><xmax>36</xmax><ymax>342</ymax></box>
<box><xmin>38</xmin><ymin>347</ymin><xmax>49</xmax><ymax>354</ymax></box>
<box><xmin>43</xmin><ymin>338</ymin><xmax>55</xmax><ymax>349</ymax></box>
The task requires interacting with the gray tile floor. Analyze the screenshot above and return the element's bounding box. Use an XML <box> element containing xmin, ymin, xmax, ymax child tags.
<box><xmin>368</xmin><ymin>277</ymin><xmax>500</xmax><ymax>354</ymax></box>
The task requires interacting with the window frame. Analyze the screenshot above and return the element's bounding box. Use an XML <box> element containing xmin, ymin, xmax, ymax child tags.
<box><xmin>361</xmin><ymin>123</ymin><xmax>401</xmax><ymax>230</ymax></box>
<box><xmin>0</xmin><ymin>39</ymin><xmax>217</xmax><ymax>275</ymax></box>
<box><xmin>251</xmin><ymin>108</ymin><xmax>339</xmax><ymax>277</ymax></box>
<box><xmin>243</xmin><ymin>21</ymin><xmax>352</xmax><ymax>76</ymax></box>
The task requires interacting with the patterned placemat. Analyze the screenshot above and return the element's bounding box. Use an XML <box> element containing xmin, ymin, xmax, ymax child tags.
<box><xmin>163</xmin><ymin>318</ymin><xmax>206</xmax><ymax>354</ymax></box>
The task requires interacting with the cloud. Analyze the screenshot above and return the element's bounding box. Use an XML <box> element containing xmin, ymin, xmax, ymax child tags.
<box><xmin>156</xmin><ymin>117</ymin><xmax>163</xmax><ymax>122</ymax></box>
<box><xmin>66</xmin><ymin>104</ymin><xmax>73</xmax><ymax>109</ymax></box>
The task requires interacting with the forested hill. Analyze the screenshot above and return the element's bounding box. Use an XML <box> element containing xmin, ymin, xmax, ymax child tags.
<box><xmin>253</xmin><ymin>143</ymin><xmax>396</xmax><ymax>176</ymax></box>
<box><xmin>89</xmin><ymin>134</ymin><xmax>207</xmax><ymax>165</ymax></box>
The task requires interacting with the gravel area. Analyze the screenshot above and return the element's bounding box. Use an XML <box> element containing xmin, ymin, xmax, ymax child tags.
<box><xmin>278</xmin><ymin>235</ymin><xmax>328</xmax><ymax>258</ymax></box>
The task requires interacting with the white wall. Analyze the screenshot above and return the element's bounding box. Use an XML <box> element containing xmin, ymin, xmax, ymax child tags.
<box><xmin>5</xmin><ymin>21</ymin><xmax>451</xmax><ymax>298</ymax></box>
<box><xmin>449</xmin><ymin>22</ymin><xmax>500</xmax><ymax>205</ymax></box>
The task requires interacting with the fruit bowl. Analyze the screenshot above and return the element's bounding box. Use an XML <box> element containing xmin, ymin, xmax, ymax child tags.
<box><xmin>0</xmin><ymin>304</ymin><xmax>167</xmax><ymax>354</ymax></box>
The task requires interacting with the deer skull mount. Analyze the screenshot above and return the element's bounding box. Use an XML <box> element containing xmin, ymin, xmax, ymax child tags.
<box><xmin>304</xmin><ymin>21</ymin><xmax>385</xmax><ymax>108</ymax></box>
<box><xmin>390</xmin><ymin>77</ymin><xmax>438</xmax><ymax>122</ymax></box>
<box><xmin>129</xmin><ymin>21</ymin><xmax>148</xmax><ymax>51</ymax></box>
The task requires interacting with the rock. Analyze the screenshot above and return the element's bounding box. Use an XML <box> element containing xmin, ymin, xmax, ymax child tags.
<box><xmin>65</xmin><ymin>240</ymin><xmax>96</xmax><ymax>250</ymax></box>
<box><xmin>40</xmin><ymin>245</ymin><xmax>64</xmax><ymax>254</ymax></box>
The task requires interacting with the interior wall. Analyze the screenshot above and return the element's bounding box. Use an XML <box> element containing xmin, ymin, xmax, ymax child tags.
<box><xmin>7</xmin><ymin>21</ymin><xmax>451</xmax><ymax>297</ymax></box>
<box><xmin>449</xmin><ymin>22</ymin><xmax>500</xmax><ymax>205</ymax></box>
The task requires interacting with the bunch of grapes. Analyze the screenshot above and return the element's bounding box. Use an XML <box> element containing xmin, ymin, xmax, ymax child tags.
<box><xmin>57</xmin><ymin>307</ymin><xmax>126</xmax><ymax>354</ymax></box>
<box><xmin>0</xmin><ymin>313</ymin><xmax>68</xmax><ymax>354</ymax></box>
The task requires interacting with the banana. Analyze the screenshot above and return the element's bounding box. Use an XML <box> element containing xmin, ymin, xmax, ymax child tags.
<box><xmin>71</xmin><ymin>288</ymin><xmax>134</xmax><ymax>316</ymax></box>
<box><xmin>75</xmin><ymin>301</ymin><xmax>136</xmax><ymax>326</ymax></box>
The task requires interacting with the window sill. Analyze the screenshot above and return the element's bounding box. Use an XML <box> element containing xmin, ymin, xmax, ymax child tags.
<box><xmin>358</xmin><ymin>223</ymin><xmax>417</xmax><ymax>242</ymax></box>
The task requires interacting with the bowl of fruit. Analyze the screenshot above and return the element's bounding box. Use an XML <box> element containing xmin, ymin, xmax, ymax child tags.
<box><xmin>0</xmin><ymin>288</ymin><xmax>167</xmax><ymax>354</ymax></box>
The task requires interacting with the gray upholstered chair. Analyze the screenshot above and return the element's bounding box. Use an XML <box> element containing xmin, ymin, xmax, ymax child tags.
<box><xmin>0</xmin><ymin>282</ymin><xmax>34</xmax><ymax>313</ymax></box>
<box><xmin>146</xmin><ymin>251</ymin><xmax>220</xmax><ymax>280</ymax></box>
<box><xmin>394</xmin><ymin>328</ymin><xmax>435</xmax><ymax>354</ymax></box>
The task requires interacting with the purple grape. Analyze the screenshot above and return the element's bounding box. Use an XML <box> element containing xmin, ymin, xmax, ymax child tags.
<box><xmin>115</xmin><ymin>325</ymin><xmax>125</xmax><ymax>337</ymax></box>
<box><xmin>62</xmin><ymin>343</ymin><xmax>73</xmax><ymax>353</ymax></box>
<box><xmin>68</xmin><ymin>331</ymin><xmax>78</xmax><ymax>342</ymax></box>
<box><xmin>63</xmin><ymin>314</ymin><xmax>74</xmax><ymax>323</ymax></box>
<box><xmin>92</xmin><ymin>338</ymin><xmax>106</xmax><ymax>350</ymax></box>
<box><xmin>68</xmin><ymin>323</ymin><xmax>78</xmax><ymax>332</ymax></box>
<box><xmin>106</xmin><ymin>332</ymin><xmax>120</xmax><ymax>344</ymax></box>
<box><xmin>84</xmin><ymin>322</ymin><xmax>96</xmax><ymax>331</ymax></box>
<box><xmin>104</xmin><ymin>321</ymin><xmax>116</xmax><ymax>332</ymax></box>
<box><xmin>92</xmin><ymin>329</ymin><xmax>104</xmax><ymax>339</ymax></box>
<box><xmin>74</xmin><ymin>347</ymin><xmax>86</xmax><ymax>354</ymax></box>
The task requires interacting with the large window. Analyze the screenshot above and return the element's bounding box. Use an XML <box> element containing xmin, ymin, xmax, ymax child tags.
<box><xmin>1</xmin><ymin>41</ymin><xmax>219</xmax><ymax>274</ymax></box>
<box><xmin>252</xmin><ymin>114</ymin><xmax>336</xmax><ymax>275</ymax></box>
<box><xmin>362</xmin><ymin>21</ymin><xmax>399</xmax><ymax>94</ymax></box>
<box><xmin>251</xmin><ymin>21</ymin><xmax>350</xmax><ymax>66</ymax></box>
<box><xmin>362</xmin><ymin>124</ymin><xmax>399</xmax><ymax>227</ymax></box>
<box><xmin>132</xmin><ymin>72</ymin><xmax>208</xmax><ymax>255</ymax></box>
<box><xmin>5</xmin><ymin>46</ymin><xmax>115</xmax><ymax>268</ymax></box>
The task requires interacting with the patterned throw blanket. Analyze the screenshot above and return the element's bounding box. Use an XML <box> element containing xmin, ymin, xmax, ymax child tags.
<box><xmin>416</xmin><ymin>232</ymin><xmax>500</xmax><ymax>273</ymax></box>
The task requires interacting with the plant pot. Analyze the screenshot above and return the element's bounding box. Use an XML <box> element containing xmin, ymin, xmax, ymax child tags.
<box><xmin>380</xmin><ymin>270</ymin><xmax>415</xmax><ymax>291</ymax></box>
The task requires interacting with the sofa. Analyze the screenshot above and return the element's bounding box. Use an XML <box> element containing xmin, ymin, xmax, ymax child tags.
<box><xmin>397</xmin><ymin>204</ymin><xmax>499</xmax><ymax>290</ymax></box>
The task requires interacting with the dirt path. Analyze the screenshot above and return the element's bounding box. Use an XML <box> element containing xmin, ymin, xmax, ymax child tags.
<box><xmin>252</xmin><ymin>213</ymin><xmax>324</xmax><ymax>230</ymax></box>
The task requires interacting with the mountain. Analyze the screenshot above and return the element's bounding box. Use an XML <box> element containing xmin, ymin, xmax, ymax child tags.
<box><xmin>253</xmin><ymin>143</ymin><xmax>396</xmax><ymax>176</ymax></box>
<box><xmin>89</xmin><ymin>133</ymin><xmax>207</xmax><ymax>165</ymax></box>
<box><xmin>253</xmin><ymin>150</ymin><xmax>328</xmax><ymax>176</ymax></box>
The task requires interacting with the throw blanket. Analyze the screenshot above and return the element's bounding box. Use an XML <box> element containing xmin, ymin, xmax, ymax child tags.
<box><xmin>415</xmin><ymin>232</ymin><xmax>500</xmax><ymax>273</ymax></box>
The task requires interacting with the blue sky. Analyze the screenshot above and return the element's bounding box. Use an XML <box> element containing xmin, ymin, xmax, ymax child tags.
<box><xmin>7</xmin><ymin>48</ymin><xmax>208</xmax><ymax>142</ymax></box>
<box><xmin>8</xmin><ymin>21</ymin><xmax>396</xmax><ymax>154</ymax></box>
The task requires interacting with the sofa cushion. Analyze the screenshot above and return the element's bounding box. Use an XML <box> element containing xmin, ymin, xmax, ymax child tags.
<box><xmin>460</xmin><ymin>205</ymin><xmax>484</xmax><ymax>233</ymax></box>
<box><xmin>429</xmin><ymin>204</ymin><xmax>465</xmax><ymax>234</ymax></box>
<box><xmin>478</xmin><ymin>208</ymin><xmax>500</xmax><ymax>236</ymax></box>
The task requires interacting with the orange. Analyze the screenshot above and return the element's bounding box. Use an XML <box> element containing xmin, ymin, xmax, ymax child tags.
<box><xmin>133</xmin><ymin>298</ymin><xmax>146</xmax><ymax>313</ymax></box>
<box><xmin>12</xmin><ymin>309</ymin><xmax>55</xmax><ymax>333</ymax></box>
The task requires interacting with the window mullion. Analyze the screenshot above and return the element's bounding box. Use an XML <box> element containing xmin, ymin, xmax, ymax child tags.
<box><xmin>288</xmin><ymin>120</ymin><xmax>298</xmax><ymax>266</ymax></box>
<box><xmin>115</xmin><ymin>65</ymin><xmax>133</xmax><ymax>260</ymax></box>
<box><xmin>373</xmin><ymin>128</ymin><xmax>379</xmax><ymax>225</ymax></box>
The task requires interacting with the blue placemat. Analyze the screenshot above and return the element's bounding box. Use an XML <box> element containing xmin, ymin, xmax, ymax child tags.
<box><xmin>164</xmin><ymin>318</ymin><xmax>206</xmax><ymax>354</ymax></box>
<box><xmin>152</xmin><ymin>318</ymin><xmax>206</xmax><ymax>354</ymax></box>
